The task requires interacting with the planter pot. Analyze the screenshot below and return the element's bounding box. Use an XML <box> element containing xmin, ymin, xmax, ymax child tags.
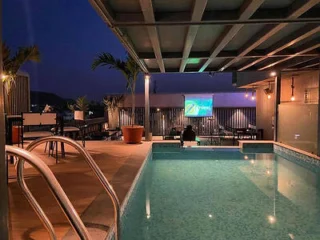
<box><xmin>121</xmin><ymin>125</ymin><xmax>144</xmax><ymax>144</ymax></box>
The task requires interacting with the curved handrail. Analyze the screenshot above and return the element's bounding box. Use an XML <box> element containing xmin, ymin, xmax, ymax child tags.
<box><xmin>25</xmin><ymin>136</ymin><xmax>121</xmax><ymax>240</ymax></box>
<box><xmin>5</xmin><ymin>145</ymin><xmax>91</xmax><ymax>240</ymax></box>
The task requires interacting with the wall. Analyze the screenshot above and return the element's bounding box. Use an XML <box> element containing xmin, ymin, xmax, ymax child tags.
<box><xmin>256</xmin><ymin>84</ymin><xmax>275</xmax><ymax>140</ymax></box>
<box><xmin>120</xmin><ymin>107</ymin><xmax>256</xmax><ymax>136</ymax></box>
<box><xmin>278</xmin><ymin>71</ymin><xmax>319</xmax><ymax>154</ymax></box>
<box><xmin>4</xmin><ymin>72</ymin><xmax>30</xmax><ymax>115</ymax></box>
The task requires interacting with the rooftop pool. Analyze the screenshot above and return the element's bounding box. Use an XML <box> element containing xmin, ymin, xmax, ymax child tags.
<box><xmin>115</xmin><ymin>145</ymin><xmax>320</xmax><ymax>240</ymax></box>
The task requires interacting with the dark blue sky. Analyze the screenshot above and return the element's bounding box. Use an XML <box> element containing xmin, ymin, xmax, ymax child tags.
<box><xmin>4</xmin><ymin>0</ymin><xmax>237</xmax><ymax>100</ymax></box>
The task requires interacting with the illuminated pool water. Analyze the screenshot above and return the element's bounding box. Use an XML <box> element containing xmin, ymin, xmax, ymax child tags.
<box><xmin>119</xmin><ymin>147</ymin><xmax>320</xmax><ymax>240</ymax></box>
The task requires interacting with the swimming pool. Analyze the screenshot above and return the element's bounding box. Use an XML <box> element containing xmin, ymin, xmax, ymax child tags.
<box><xmin>118</xmin><ymin>145</ymin><xmax>320</xmax><ymax>240</ymax></box>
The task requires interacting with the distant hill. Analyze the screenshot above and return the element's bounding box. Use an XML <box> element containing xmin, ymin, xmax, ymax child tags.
<box><xmin>30</xmin><ymin>91</ymin><xmax>70</xmax><ymax>107</ymax></box>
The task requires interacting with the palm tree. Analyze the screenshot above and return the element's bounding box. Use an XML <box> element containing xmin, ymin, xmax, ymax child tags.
<box><xmin>2</xmin><ymin>43</ymin><xmax>40</xmax><ymax>114</ymax></box>
<box><xmin>92</xmin><ymin>53</ymin><xmax>141</xmax><ymax>126</ymax></box>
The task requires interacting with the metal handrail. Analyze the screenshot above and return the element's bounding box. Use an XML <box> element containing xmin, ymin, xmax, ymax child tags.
<box><xmin>5</xmin><ymin>145</ymin><xmax>91</xmax><ymax>240</ymax></box>
<box><xmin>26</xmin><ymin>136</ymin><xmax>121</xmax><ymax>240</ymax></box>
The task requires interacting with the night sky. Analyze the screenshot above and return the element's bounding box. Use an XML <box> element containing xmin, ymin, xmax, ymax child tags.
<box><xmin>4</xmin><ymin>0</ymin><xmax>238</xmax><ymax>101</ymax></box>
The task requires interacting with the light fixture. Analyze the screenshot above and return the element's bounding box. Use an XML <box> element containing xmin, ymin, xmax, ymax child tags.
<box><xmin>145</xmin><ymin>74</ymin><xmax>150</xmax><ymax>82</ymax></box>
<box><xmin>251</xmin><ymin>88</ymin><xmax>255</xmax><ymax>100</ymax></box>
<box><xmin>270</xmin><ymin>71</ymin><xmax>276</xmax><ymax>77</ymax></box>
<box><xmin>245</xmin><ymin>89</ymin><xmax>249</xmax><ymax>98</ymax></box>
<box><xmin>250</xmin><ymin>160</ymin><xmax>255</xmax><ymax>165</ymax></box>
<box><xmin>264</xmin><ymin>81</ymin><xmax>273</xmax><ymax>100</ymax></box>
<box><xmin>208</xmin><ymin>214</ymin><xmax>213</xmax><ymax>218</ymax></box>
<box><xmin>157</xmin><ymin>108</ymin><xmax>160</xmax><ymax>112</ymax></box>
<box><xmin>267</xmin><ymin>215</ymin><xmax>276</xmax><ymax>224</ymax></box>
<box><xmin>291</xmin><ymin>76</ymin><xmax>295</xmax><ymax>101</ymax></box>
<box><xmin>1</xmin><ymin>74</ymin><xmax>8</xmax><ymax>80</ymax></box>
<box><xmin>244</xmin><ymin>155</ymin><xmax>248</xmax><ymax>160</ymax></box>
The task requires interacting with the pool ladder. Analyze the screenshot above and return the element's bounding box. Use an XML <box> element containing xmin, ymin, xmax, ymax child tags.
<box><xmin>6</xmin><ymin>136</ymin><xmax>120</xmax><ymax>240</ymax></box>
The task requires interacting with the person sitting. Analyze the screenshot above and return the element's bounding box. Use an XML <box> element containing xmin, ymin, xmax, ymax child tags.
<box><xmin>181</xmin><ymin>125</ymin><xmax>198</xmax><ymax>146</ymax></box>
<box><xmin>169</xmin><ymin>127</ymin><xmax>177</xmax><ymax>136</ymax></box>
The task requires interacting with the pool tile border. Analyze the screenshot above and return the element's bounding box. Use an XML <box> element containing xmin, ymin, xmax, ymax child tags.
<box><xmin>274</xmin><ymin>144</ymin><xmax>320</xmax><ymax>167</ymax></box>
<box><xmin>106</xmin><ymin>145</ymin><xmax>153</xmax><ymax>240</ymax></box>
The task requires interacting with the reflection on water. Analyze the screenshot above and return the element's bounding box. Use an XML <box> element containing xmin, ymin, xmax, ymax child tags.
<box><xmin>121</xmin><ymin>150</ymin><xmax>320</xmax><ymax>240</ymax></box>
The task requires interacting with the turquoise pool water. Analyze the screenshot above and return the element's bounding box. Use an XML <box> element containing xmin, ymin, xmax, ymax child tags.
<box><xmin>120</xmin><ymin>147</ymin><xmax>320</xmax><ymax>240</ymax></box>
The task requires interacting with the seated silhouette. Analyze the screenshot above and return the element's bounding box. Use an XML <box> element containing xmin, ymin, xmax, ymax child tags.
<box><xmin>182</xmin><ymin>125</ymin><xmax>196</xmax><ymax>141</ymax></box>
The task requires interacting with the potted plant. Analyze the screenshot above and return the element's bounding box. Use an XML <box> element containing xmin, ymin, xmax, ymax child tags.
<box><xmin>68</xmin><ymin>96</ymin><xmax>89</xmax><ymax>120</ymax></box>
<box><xmin>92</xmin><ymin>53</ymin><xmax>144</xmax><ymax>143</ymax></box>
<box><xmin>103</xmin><ymin>95</ymin><xmax>123</xmax><ymax>129</ymax></box>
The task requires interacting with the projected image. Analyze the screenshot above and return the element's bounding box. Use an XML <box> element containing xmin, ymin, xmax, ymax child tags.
<box><xmin>184</xmin><ymin>95</ymin><xmax>213</xmax><ymax>117</ymax></box>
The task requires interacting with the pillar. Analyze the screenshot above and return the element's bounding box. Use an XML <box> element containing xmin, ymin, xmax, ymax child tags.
<box><xmin>0</xmin><ymin>0</ymin><xmax>9</xmax><ymax>237</ymax></box>
<box><xmin>273</xmin><ymin>72</ymin><xmax>281</xmax><ymax>141</ymax></box>
<box><xmin>317</xmin><ymin>64</ymin><xmax>320</xmax><ymax>156</ymax></box>
<box><xmin>145</xmin><ymin>74</ymin><xmax>150</xmax><ymax>141</ymax></box>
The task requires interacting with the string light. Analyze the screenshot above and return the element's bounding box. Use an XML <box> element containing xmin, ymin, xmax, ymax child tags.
<box><xmin>251</xmin><ymin>88</ymin><xmax>255</xmax><ymax>100</ymax></box>
<box><xmin>245</xmin><ymin>89</ymin><xmax>249</xmax><ymax>98</ymax></box>
<box><xmin>270</xmin><ymin>71</ymin><xmax>276</xmax><ymax>77</ymax></box>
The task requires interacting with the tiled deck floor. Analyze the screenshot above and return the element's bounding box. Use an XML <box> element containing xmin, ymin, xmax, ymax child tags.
<box><xmin>8</xmin><ymin>140</ymin><xmax>152</xmax><ymax>240</ymax></box>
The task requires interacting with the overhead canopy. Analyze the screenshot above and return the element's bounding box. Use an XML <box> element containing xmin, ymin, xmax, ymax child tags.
<box><xmin>90</xmin><ymin>0</ymin><xmax>320</xmax><ymax>73</ymax></box>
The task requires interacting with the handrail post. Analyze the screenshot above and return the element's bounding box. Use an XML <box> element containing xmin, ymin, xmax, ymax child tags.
<box><xmin>26</xmin><ymin>136</ymin><xmax>121</xmax><ymax>240</ymax></box>
<box><xmin>6</xmin><ymin>145</ymin><xmax>91</xmax><ymax>240</ymax></box>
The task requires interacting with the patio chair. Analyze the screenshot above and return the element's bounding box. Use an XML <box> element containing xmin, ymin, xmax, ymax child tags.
<box><xmin>22</xmin><ymin>113</ymin><xmax>58</xmax><ymax>161</ymax></box>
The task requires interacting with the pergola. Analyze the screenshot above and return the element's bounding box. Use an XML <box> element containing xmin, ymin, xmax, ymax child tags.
<box><xmin>89</xmin><ymin>0</ymin><xmax>320</xmax><ymax>73</ymax></box>
<box><xmin>0</xmin><ymin>1</ymin><xmax>319</xmax><ymax>235</ymax></box>
<box><xmin>89</xmin><ymin>0</ymin><xmax>320</xmax><ymax>140</ymax></box>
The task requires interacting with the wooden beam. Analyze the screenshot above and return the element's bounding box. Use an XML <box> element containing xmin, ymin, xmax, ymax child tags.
<box><xmin>259</xmin><ymin>39</ymin><xmax>320</xmax><ymax>70</ymax></box>
<box><xmin>219</xmin><ymin>0</ymin><xmax>320</xmax><ymax>71</ymax></box>
<box><xmin>139</xmin><ymin>49</ymin><xmax>319</xmax><ymax>59</ymax></box>
<box><xmin>89</xmin><ymin>0</ymin><xmax>149</xmax><ymax>73</ymax></box>
<box><xmin>199</xmin><ymin>0</ymin><xmax>265</xmax><ymax>72</ymax></box>
<box><xmin>139</xmin><ymin>0</ymin><xmax>165</xmax><ymax>72</ymax></box>
<box><xmin>238</xmin><ymin>24</ymin><xmax>320</xmax><ymax>71</ymax></box>
<box><xmin>180</xmin><ymin>0</ymin><xmax>207</xmax><ymax>72</ymax></box>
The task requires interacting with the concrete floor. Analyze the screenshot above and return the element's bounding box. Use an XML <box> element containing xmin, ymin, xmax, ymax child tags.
<box><xmin>8</xmin><ymin>140</ymin><xmax>152</xmax><ymax>240</ymax></box>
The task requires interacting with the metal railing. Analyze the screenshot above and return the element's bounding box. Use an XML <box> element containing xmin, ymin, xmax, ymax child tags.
<box><xmin>25</xmin><ymin>136</ymin><xmax>120</xmax><ymax>240</ymax></box>
<box><xmin>6</xmin><ymin>145</ymin><xmax>91</xmax><ymax>240</ymax></box>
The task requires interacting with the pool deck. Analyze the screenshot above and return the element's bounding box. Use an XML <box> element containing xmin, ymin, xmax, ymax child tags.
<box><xmin>8</xmin><ymin>140</ymin><xmax>152</xmax><ymax>240</ymax></box>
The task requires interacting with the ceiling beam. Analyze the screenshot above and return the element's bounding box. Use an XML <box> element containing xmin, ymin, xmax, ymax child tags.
<box><xmin>238</xmin><ymin>24</ymin><xmax>320</xmax><ymax>71</ymax></box>
<box><xmin>179</xmin><ymin>0</ymin><xmax>207</xmax><ymax>72</ymax></box>
<box><xmin>138</xmin><ymin>50</ymin><xmax>319</xmax><ymax>59</ymax></box>
<box><xmin>199</xmin><ymin>0</ymin><xmax>265</xmax><ymax>72</ymax></box>
<box><xmin>258</xmin><ymin>39</ymin><xmax>320</xmax><ymax>70</ymax></box>
<box><xmin>138</xmin><ymin>0</ymin><xmax>165</xmax><ymax>73</ymax></box>
<box><xmin>283</xmin><ymin>57</ymin><xmax>320</xmax><ymax>70</ymax></box>
<box><xmin>218</xmin><ymin>0</ymin><xmax>320</xmax><ymax>71</ymax></box>
<box><xmin>89</xmin><ymin>0</ymin><xmax>149</xmax><ymax>73</ymax></box>
<box><xmin>114</xmin><ymin>9</ymin><xmax>320</xmax><ymax>25</ymax></box>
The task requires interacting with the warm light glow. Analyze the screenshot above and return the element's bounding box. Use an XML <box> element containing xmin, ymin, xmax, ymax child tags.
<box><xmin>245</xmin><ymin>93</ymin><xmax>249</xmax><ymax>98</ymax></box>
<box><xmin>268</xmin><ymin>215</ymin><xmax>276</xmax><ymax>224</ymax></box>
<box><xmin>145</xmin><ymin>74</ymin><xmax>150</xmax><ymax>82</ymax></box>
<box><xmin>208</xmin><ymin>214</ymin><xmax>213</xmax><ymax>218</ymax></box>
<box><xmin>250</xmin><ymin>160</ymin><xmax>255</xmax><ymax>165</ymax></box>
<box><xmin>266</xmin><ymin>169</ymin><xmax>271</xmax><ymax>175</ymax></box>
<box><xmin>1</xmin><ymin>74</ymin><xmax>8</xmax><ymax>80</ymax></box>
<box><xmin>290</xmin><ymin>96</ymin><xmax>295</xmax><ymax>101</ymax></box>
<box><xmin>251</xmin><ymin>95</ymin><xmax>255</xmax><ymax>100</ymax></box>
<box><xmin>270</xmin><ymin>71</ymin><xmax>277</xmax><ymax>77</ymax></box>
<box><xmin>267</xmin><ymin>94</ymin><xmax>271</xmax><ymax>99</ymax></box>
<box><xmin>157</xmin><ymin>108</ymin><xmax>160</xmax><ymax>112</ymax></box>
<box><xmin>146</xmin><ymin>214</ymin><xmax>151</xmax><ymax>219</ymax></box>
<box><xmin>244</xmin><ymin>155</ymin><xmax>248</xmax><ymax>160</ymax></box>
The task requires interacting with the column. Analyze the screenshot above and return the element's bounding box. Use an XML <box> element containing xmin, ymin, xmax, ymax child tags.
<box><xmin>274</xmin><ymin>72</ymin><xmax>281</xmax><ymax>141</ymax></box>
<box><xmin>0</xmin><ymin>0</ymin><xmax>9</xmax><ymax>237</ymax></box>
<box><xmin>145</xmin><ymin>74</ymin><xmax>150</xmax><ymax>141</ymax></box>
<box><xmin>317</xmin><ymin>63</ymin><xmax>320</xmax><ymax>156</ymax></box>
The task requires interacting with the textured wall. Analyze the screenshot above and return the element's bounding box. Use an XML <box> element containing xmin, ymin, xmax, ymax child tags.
<box><xmin>120</xmin><ymin>107</ymin><xmax>256</xmax><ymax>136</ymax></box>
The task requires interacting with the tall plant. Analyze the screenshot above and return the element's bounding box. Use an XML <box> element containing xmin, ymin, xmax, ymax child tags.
<box><xmin>92</xmin><ymin>53</ymin><xmax>141</xmax><ymax>126</ymax></box>
<box><xmin>2</xmin><ymin>43</ymin><xmax>40</xmax><ymax>114</ymax></box>
<box><xmin>103</xmin><ymin>95</ymin><xmax>124</xmax><ymax>114</ymax></box>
